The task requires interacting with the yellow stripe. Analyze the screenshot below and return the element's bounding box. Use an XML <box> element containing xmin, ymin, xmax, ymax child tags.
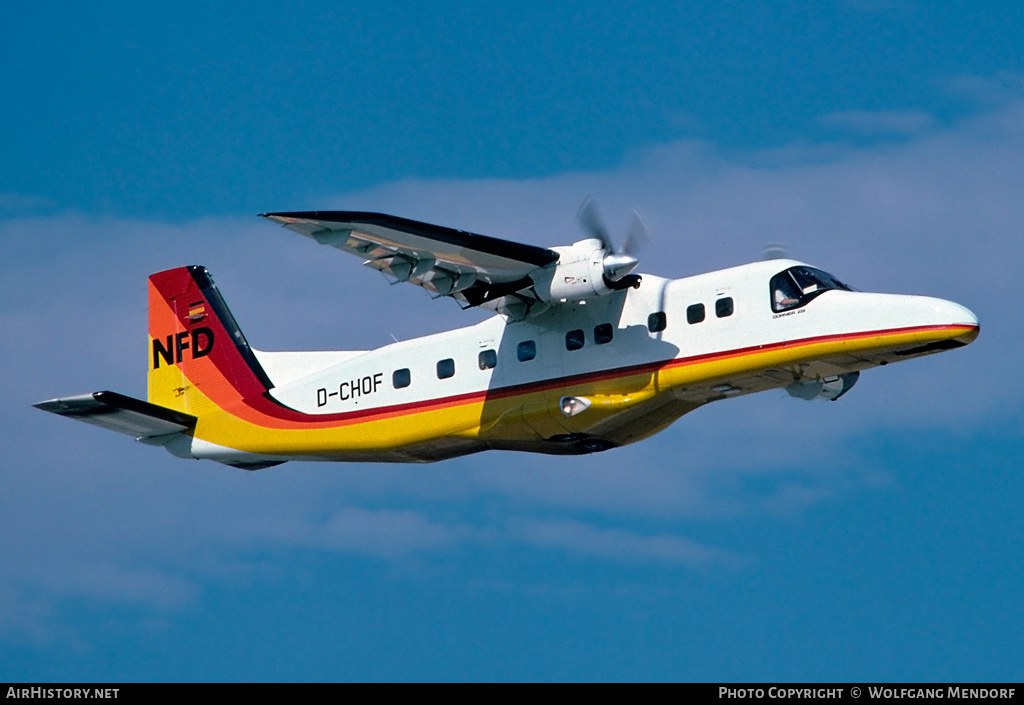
<box><xmin>185</xmin><ymin>323</ymin><xmax>972</xmax><ymax>456</ymax></box>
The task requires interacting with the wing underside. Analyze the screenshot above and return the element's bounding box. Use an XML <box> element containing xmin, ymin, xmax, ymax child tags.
<box><xmin>261</xmin><ymin>211</ymin><xmax>560</xmax><ymax>319</ymax></box>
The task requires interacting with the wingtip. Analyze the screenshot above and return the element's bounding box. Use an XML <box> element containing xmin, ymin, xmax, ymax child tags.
<box><xmin>260</xmin><ymin>212</ymin><xmax>294</xmax><ymax>225</ymax></box>
<box><xmin>32</xmin><ymin>392</ymin><xmax>105</xmax><ymax>414</ymax></box>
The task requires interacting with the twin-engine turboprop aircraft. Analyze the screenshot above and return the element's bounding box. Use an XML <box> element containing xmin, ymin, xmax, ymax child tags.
<box><xmin>35</xmin><ymin>207</ymin><xmax>979</xmax><ymax>469</ymax></box>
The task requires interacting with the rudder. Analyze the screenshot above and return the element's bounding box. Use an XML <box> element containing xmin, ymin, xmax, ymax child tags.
<box><xmin>148</xmin><ymin>266</ymin><xmax>273</xmax><ymax>417</ymax></box>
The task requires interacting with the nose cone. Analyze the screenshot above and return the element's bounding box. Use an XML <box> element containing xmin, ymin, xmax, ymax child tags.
<box><xmin>829</xmin><ymin>292</ymin><xmax>980</xmax><ymax>358</ymax></box>
<box><xmin>932</xmin><ymin>297</ymin><xmax>977</xmax><ymax>326</ymax></box>
<box><xmin>923</xmin><ymin>297</ymin><xmax>979</xmax><ymax>345</ymax></box>
<box><xmin>842</xmin><ymin>293</ymin><xmax>978</xmax><ymax>334</ymax></box>
<box><xmin>881</xmin><ymin>295</ymin><xmax>980</xmax><ymax>356</ymax></box>
<box><xmin>603</xmin><ymin>252</ymin><xmax>640</xmax><ymax>281</ymax></box>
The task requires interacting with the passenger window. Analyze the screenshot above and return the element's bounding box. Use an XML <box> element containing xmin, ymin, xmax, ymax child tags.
<box><xmin>565</xmin><ymin>329</ymin><xmax>585</xmax><ymax>351</ymax></box>
<box><xmin>478</xmin><ymin>349</ymin><xmax>497</xmax><ymax>370</ymax></box>
<box><xmin>517</xmin><ymin>340</ymin><xmax>536</xmax><ymax>362</ymax></box>
<box><xmin>687</xmin><ymin>303</ymin><xmax>705</xmax><ymax>324</ymax></box>
<box><xmin>393</xmin><ymin>368</ymin><xmax>411</xmax><ymax>389</ymax></box>
<box><xmin>716</xmin><ymin>297</ymin><xmax>734</xmax><ymax>318</ymax></box>
<box><xmin>594</xmin><ymin>323</ymin><xmax>613</xmax><ymax>345</ymax></box>
<box><xmin>436</xmin><ymin>358</ymin><xmax>455</xmax><ymax>379</ymax></box>
<box><xmin>648</xmin><ymin>312</ymin><xmax>667</xmax><ymax>333</ymax></box>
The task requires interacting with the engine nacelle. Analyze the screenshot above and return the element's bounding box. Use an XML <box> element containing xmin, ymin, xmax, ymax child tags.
<box><xmin>531</xmin><ymin>239</ymin><xmax>641</xmax><ymax>303</ymax></box>
<box><xmin>532</xmin><ymin>239</ymin><xmax>609</xmax><ymax>302</ymax></box>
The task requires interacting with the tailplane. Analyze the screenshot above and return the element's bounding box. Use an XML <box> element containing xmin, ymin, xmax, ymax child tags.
<box><xmin>33</xmin><ymin>390</ymin><xmax>197</xmax><ymax>456</ymax></box>
<box><xmin>36</xmin><ymin>266</ymin><xmax>278</xmax><ymax>462</ymax></box>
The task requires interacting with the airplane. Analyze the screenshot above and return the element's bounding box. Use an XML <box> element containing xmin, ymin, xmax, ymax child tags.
<box><xmin>34</xmin><ymin>205</ymin><xmax>980</xmax><ymax>469</ymax></box>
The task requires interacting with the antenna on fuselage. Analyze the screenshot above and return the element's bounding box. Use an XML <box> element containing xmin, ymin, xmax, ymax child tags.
<box><xmin>763</xmin><ymin>243</ymin><xmax>788</xmax><ymax>260</ymax></box>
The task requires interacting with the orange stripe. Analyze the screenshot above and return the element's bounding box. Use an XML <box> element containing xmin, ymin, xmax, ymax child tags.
<box><xmin>180</xmin><ymin>322</ymin><xmax>977</xmax><ymax>432</ymax></box>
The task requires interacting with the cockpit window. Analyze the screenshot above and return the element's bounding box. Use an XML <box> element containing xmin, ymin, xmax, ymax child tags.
<box><xmin>770</xmin><ymin>266</ymin><xmax>852</xmax><ymax>313</ymax></box>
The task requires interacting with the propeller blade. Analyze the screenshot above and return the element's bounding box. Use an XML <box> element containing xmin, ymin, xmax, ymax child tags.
<box><xmin>623</xmin><ymin>207</ymin><xmax>651</xmax><ymax>255</ymax></box>
<box><xmin>577</xmin><ymin>195</ymin><xmax>612</xmax><ymax>251</ymax></box>
<box><xmin>578</xmin><ymin>198</ymin><xmax>650</xmax><ymax>283</ymax></box>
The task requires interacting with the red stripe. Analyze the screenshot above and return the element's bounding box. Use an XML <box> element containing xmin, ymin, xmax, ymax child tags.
<box><xmin>221</xmin><ymin>322</ymin><xmax>976</xmax><ymax>428</ymax></box>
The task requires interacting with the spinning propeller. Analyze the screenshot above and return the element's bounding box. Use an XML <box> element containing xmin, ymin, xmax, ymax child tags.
<box><xmin>576</xmin><ymin>196</ymin><xmax>651</xmax><ymax>284</ymax></box>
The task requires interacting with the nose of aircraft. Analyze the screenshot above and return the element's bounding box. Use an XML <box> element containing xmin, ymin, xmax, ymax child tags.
<box><xmin>837</xmin><ymin>292</ymin><xmax>980</xmax><ymax>349</ymax></box>
<box><xmin>930</xmin><ymin>297</ymin><xmax>978</xmax><ymax>326</ymax></box>
<box><xmin>927</xmin><ymin>296</ymin><xmax>980</xmax><ymax>345</ymax></box>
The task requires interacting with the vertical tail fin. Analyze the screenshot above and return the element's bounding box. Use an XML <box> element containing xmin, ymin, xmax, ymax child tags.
<box><xmin>148</xmin><ymin>266</ymin><xmax>273</xmax><ymax>416</ymax></box>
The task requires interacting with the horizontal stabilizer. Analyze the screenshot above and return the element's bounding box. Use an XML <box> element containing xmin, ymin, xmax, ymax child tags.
<box><xmin>33</xmin><ymin>391</ymin><xmax>197</xmax><ymax>444</ymax></box>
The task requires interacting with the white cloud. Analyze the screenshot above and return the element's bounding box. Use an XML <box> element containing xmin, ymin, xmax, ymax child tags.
<box><xmin>276</xmin><ymin>506</ymin><xmax>474</xmax><ymax>557</ymax></box>
<box><xmin>946</xmin><ymin>72</ymin><xmax>1024</xmax><ymax>106</ymax></box>
<box><xmin>0</xmin><ymin>192</ymin><xmax>55</xmax><ymax>214</ymax></box>
<box><xmin>516</xmin><ymin>519</ymin><xmax>734</xmax><ymax>567</ymax></box>
<box><xmin>36</xmin><ymin>564</ymin><xmax>198</xmax><ymax>610</ymax></box>
<box><xmin>819</xmin><ymin>110</ymin><xmax>936</xmax><ymax>136</ymax></box>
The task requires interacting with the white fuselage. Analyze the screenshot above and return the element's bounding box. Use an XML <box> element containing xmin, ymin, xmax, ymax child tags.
<box><xmin>178</xmin><ymin>258</ymin><xmax>979</xmax><ymax>465</ymax></box>
<box><xmin>260</xmin><ymin>259</ymin><xmax>974</xmax><ymax>415</ymax></box>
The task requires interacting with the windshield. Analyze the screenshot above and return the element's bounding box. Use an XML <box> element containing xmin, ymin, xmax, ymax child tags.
<box><xmin>770</xmin><ymin>266</ymin><xmax>852</xmax><ymax>313</ymax></box>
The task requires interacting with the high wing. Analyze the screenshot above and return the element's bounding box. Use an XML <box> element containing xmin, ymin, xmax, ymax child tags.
<box><xmin>261</xmin><ymin>211</ymin><xmax>560</xmax><ymax>320</ymax></box>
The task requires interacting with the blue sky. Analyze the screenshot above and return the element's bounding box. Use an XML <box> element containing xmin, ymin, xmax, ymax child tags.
<box><xmin>2</xmin><ymin>1</ymin><xmax>1022</xmax><ymax>682</ymax></box>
